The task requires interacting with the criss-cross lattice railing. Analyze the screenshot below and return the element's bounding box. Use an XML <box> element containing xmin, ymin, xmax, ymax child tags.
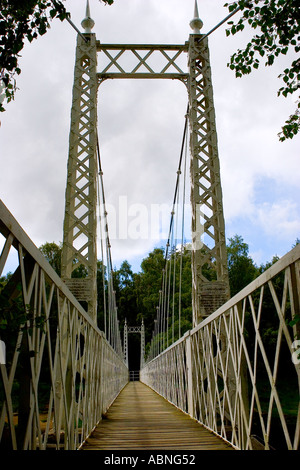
<box><xmin>141</xmin><ymin>243</ymin><xmax>300</xmax><ymax>450</ymax></box>
<box><xmin>0</xmin><ymin>200</ymin><xmax>128</xmax><ymax>450</ymax></box>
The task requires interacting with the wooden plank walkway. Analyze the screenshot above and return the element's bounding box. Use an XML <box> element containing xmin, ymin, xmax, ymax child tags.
<box><xmin>81</xmin><ymin>381</ymin><xmax>234</xmax><ymax>450</ymax></box>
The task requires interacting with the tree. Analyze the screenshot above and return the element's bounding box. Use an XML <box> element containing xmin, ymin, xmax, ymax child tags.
<box><xmin>135</xmin><ymin>248</ymin><xmax>166</xmax><ymax>342</ymax></box>
<box><xmin>0</xmin><ymin>0</ymin><xmax>114</xmax><ymax>111</ymax></box>
<box><xmin>165</xmin><ymin>247</ymin><xmax>193</xmax><ymax>343</ymax></box>
<box><xmin>113</xmin><ymin>260</ymin><xmax>138</xmax><ymax>327</ymax></box>
<box><xmin>134</xmin><ymin>246</ymin><xmax>194</xmax><ymax>349</ymax></box>
<box><xmin>39</xmin><ymin>241</ymin><xmax>62</xmax><ymax>275</ymax></box>
<box><xmin>227</xmin><ymin>234</ymin><xmax>258</xmax><ymax>296</ymax></box>
<box><xmin>224</xmin><ymin>0</ymin><xmax>300</xmax><ymax>141</ymax></box>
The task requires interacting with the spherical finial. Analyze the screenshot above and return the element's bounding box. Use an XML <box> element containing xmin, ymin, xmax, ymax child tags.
<box><xmin>190</xmin><ymin>0</ymin><xmax>203</xmax><ymax>34</ymax></box>
<box><xmin>81</xmin><ymin>0</ymin><xmax>95</xmax><ymax>33</ymax></box>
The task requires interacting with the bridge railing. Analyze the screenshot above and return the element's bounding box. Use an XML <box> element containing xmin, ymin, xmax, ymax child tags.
<box><xmin>141</xmin><ymin>243</ymin><xmax>300</xmax><ymax>450</ymax></box>
<box><xmin>0</xmin><ymin>200</ymin><xmax>128</xmax><ymax>450</ymax></box>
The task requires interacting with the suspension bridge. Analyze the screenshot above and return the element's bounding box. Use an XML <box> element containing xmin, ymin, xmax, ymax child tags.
<box><xmin>0</xmin><ymin>1</ymin><xmax>299</xmax><ymax>451</ymax></box>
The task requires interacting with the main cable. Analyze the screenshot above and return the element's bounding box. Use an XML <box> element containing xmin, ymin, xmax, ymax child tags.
<box><xmin>148</xmin><ymin>104</ymin><xmax>190</xmax><ymax>360</ymax></box>
<box><xmin>96</xmin><ymin>130</ymin><xmax>123</xmax><ymax>356</ymax></box>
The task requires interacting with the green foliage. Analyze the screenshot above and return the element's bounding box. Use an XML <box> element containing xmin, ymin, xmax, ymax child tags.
<box><xmin>109</xmin><ymin>247</ymin><xmax>193</xmax><ymax>346</ymax></box>
<box><xmin>39</xmin><ymin>241</ymin><xmax>62</xmax><ymax>275</ymax></box>
<box><xmin>136</xmin><ymin>248</ymin><xmax>165</xmax><ymax>315</ymax></box>
<box><xmin>113</xmin><ymin>260</ymin><xmax>139</xmax><ymax>328</ymax></box>
<box><xmin>0</xmin><ymin>276</ymin><xmax>26</xmax><ymax>334</ymax></box>
<box><xmin>0</xmin><ymin>0</ymin><xmax>67</xmax><ymax>110</ymax></box>
<box><xmin>227</xmin><ymin>234</ymin><xmax>259</xmax><ymax>296</ymax></box>
<box><xmin>133</xmin><ymin>247</ymin><xmax>194</xmax><ymax>345</ymax></box>
<box><xmin>3</xmin><ymin>235</ymin><xmax>298</xmax><ymax>361</ymax></box>
<box><xmin>0</xmin><ymin>270</ymin><xmax>48</xmax><ymax>372</ymax></box>
<box><xmin>38</xmin><ymin>241</ymin><xmax>88</xmax><ymax>278</ymax></box>
<box><xmin>0</xmin><ymin>0</ymin><xmax>114</xmax><ymax>111</ymax></box>
<box><xmin>134</xmin><ymin>248</ymin><xmax>165</xmax><ymax>342</ymax></box>
<box><xmin>224</xmin><ymin>0</ymin><xmax>300</xmax><ymax>141</ymax></box>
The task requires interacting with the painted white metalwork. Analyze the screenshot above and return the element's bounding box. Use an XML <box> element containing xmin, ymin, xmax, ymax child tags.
<box><xmin>0</xmin><ymin>200</ymin><xmax>128</xmax><ymax>450</ymax></box>
<box><xmin>141</xmin><ymin>243</ymin><xmax>300</xmax><ymax>450</ymax></box>
<box><xmin>190</xmin><ymin>0</ymin><xmax>203</xmax><ymax>34</ymax></box>
<box><xmin>61</xmin><ymin>11</ymin><xmax>98</xmax><ymax>322</ymax></box>
<box><xmin>123</xmin><ymin>319</ymin><xmax>128</xmax><ymax>367</ymax></box>
<box><xmin>81</xmin><ymin>0</ymin><xmax>95</xmax><ymax>34</ymax></box>
<box><xmin>97</xmin><ymin>43</ymin><xmax>189</xmax><ymax>83</ymax></box>
<box><xmin>188</xmin><ymin>27</ymin><xmax>230</xmax><ymax>326</ymax></box>
<box><xmin>140</xmin><ymin>320</ymin><xmax>145</xmax><ymax>369</ymax></box>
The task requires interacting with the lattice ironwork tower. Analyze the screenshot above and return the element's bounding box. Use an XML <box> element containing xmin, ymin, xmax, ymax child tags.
<box><xmin>61</xmin><ymin>3</ymin><xmax>98</xmax><ymax>322</ymax></box>
<box><xmin>189</xmin><ymin>2</ymin><xmax>230</xmax><ymax>326</ymax></box>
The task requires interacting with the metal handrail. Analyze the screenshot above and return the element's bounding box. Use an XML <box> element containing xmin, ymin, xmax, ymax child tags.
<box><xmin>141</xmin><ymin>244</ymin><xmax>300</xmax><ymax>450</ymax></box>
<box><xmin>0</xmin><ymin>200</ymin><xmax>128</xmax><ymax>450</ymax></box>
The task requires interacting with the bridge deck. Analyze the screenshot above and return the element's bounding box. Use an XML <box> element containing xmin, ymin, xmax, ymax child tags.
<box><xmin>81</xmin><ymin>381</ymin><xmax>233</xmax><ymax>450</ymax></box>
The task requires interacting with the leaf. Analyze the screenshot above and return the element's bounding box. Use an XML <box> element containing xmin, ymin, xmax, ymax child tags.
<box><xmin>289</xmin><ymin>315</ymin><xmax>300</xmax><ymax>327</ymax></box>
<box><xmin>224</xmin><ymin>0</ymin><xmax>300</xmax><ymax>140</ymax></box>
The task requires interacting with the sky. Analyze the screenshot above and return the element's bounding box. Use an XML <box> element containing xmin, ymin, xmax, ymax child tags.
<box><xmin>0</xmin><ymin>0</ymin><xmax>299</xmax><ymax>276</ymax></box>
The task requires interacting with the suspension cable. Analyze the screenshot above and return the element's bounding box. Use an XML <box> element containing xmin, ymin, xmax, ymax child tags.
<box><xmin>178</xmin><ymin>123</ymin><xmax>189</xmax><ymax>340</ymax></box>
<box><xmin>96</xmin><ymin>130</ymin><xmax>123</xmax><ymax>355</ymax></box>
<box><xmin>149</xmin><ymin>104</ymin><xmax>190</xmax><ymax>360</ymax></box>
<box><xmin>198</xmin><ymin>5</ymin><xmax>242</xmax><ymax>44</ymax></box>
<box><xmin>164</xmin><ymin>103</ymin><xmax>189</xmax><ymax>264</ymax></box>
<box><xmin>50</xmin><ymin>1</ymin><xmax>89</xmax><ymax>42</ymax></box>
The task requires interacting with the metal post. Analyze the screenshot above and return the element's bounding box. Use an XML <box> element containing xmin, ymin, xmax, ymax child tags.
<box><xmin>185</xmin><ymin>332</ymin><xmax>194</xmax><ymax>417</ymax></box>
<box><xmin>124</xmin><ymin>319</ymin><xmax>128</xmax><ymax>367</ymax></box>
<box><xmin>140</xmin><ymin>320</ymin><xmax>145</xmax><ymax>369</ymax></box>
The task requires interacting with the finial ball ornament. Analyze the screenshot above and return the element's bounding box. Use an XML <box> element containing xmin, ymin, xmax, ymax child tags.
<box><xmin>81</xmin><ymin>16</ymin><xmax>95</xmax><ymax>33</ymax></box>
<box><xmin>190</xmin><ymin>0</ymin><xmax>203</xmax><ymax>34</ymax></box>
<box><xmin>82</xmin><ymin>0</ymin><xmax>95</xmax><ymax>33</ymax></box>
<box><xmin>190</xmin><ymin>16</ymin><xmax>203</xmax><ymax>33</ymax></box>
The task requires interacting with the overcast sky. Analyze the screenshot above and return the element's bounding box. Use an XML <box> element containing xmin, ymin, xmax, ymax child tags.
<box><xmin>0</xmin><ymin>0</ymin><xmax>299</xmax><ymax>275</ymax></box>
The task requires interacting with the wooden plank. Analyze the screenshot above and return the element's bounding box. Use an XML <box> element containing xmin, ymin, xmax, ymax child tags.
<box><xmin>81</xmin><ymin>382</ymin><xmax>234</xmax><ymax>450</ymax></box>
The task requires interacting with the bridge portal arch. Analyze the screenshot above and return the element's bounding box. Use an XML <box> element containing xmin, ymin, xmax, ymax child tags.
<box><xmin>123</xmin><ymin>319</ymin><xmax>145</xmax><ymax>374</ymax></box>
<box><xmin>61</xmin><ymin>0</ymin><xmax>230</xmax><ymax>330</ymax></box>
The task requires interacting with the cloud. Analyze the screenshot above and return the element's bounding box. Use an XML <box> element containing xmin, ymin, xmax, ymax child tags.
<box><xmin>0</xmin><ymin>0</ymin><xmax>299</xmax><ymax>274</ymax></box>
<box><xmin>256</xmin><ymin>200</ymin><xmax>300</xmax><ymax>241</ymax></box>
